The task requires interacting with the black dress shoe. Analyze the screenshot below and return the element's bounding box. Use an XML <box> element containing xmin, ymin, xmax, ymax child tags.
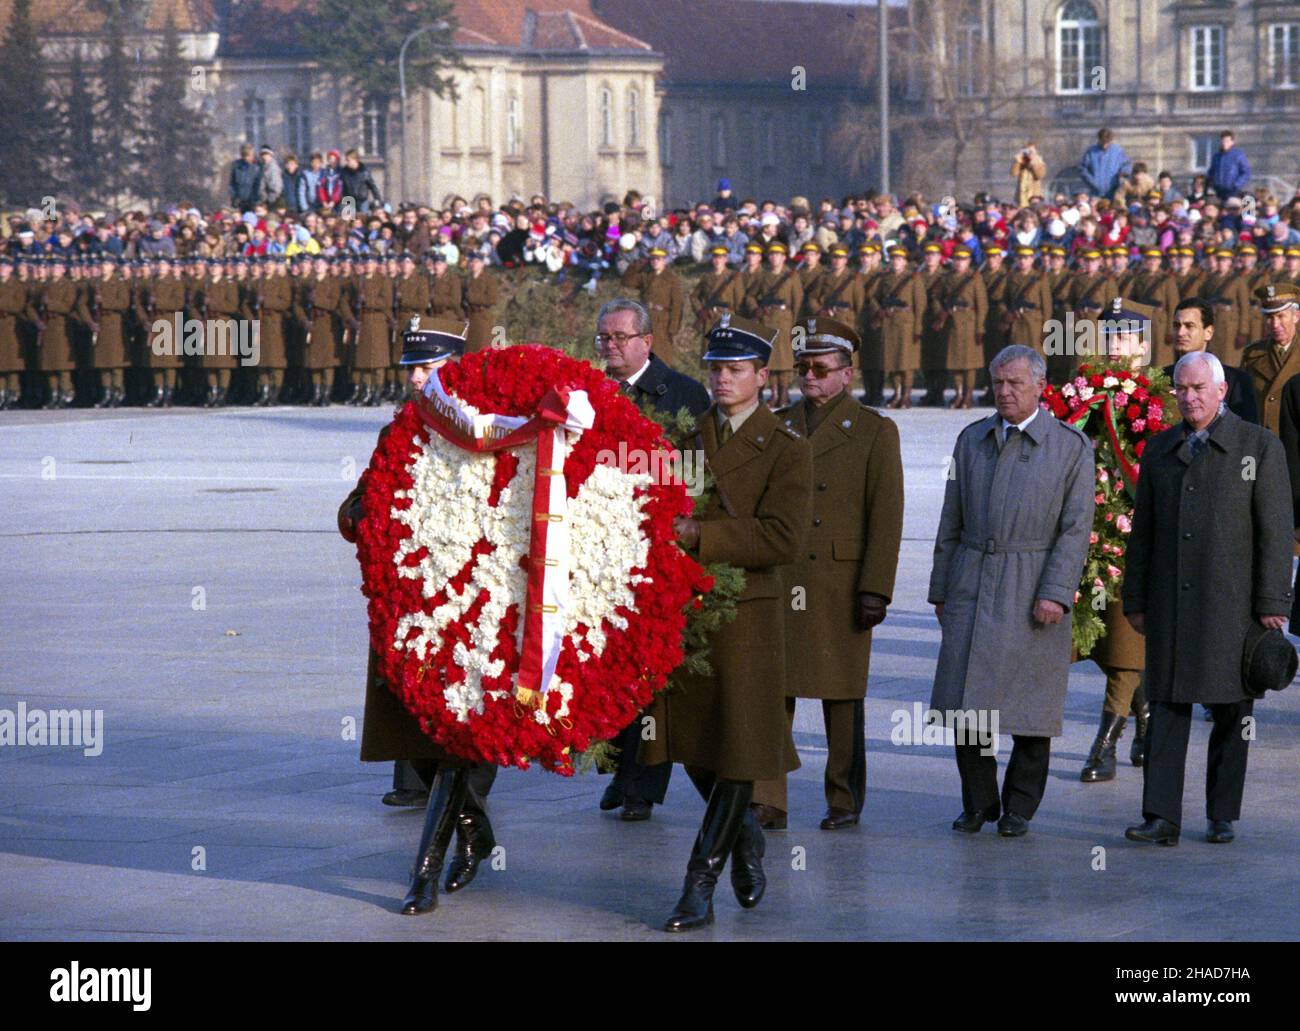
<box><xmin>383</xmin><ymin>788</ymin><xmax>429</xmax><ymax>808</ymax></box>
<box><xmin>1125</xmin><ymin>817</ymin><xmax>1180</xmax><ymax>846</ymax></box>
<box><xmin>1206</xmin><ymin>820</ymin><xmax>1235</xmax><ymax>844</ymax></box>
<box><xmin>951</xmin><ymin>806</ymin><xmax>999</xmax><ymax>833</ymax></box>
<box><xmin>997</xmin><ymin>812</ymin><xmax>1029</xmax><ymax>837</ymax></box>
<box><xmin>599</xmin><ymin>784</ymin><xmax>624</xmax><ymax>811</ymax></box>
<box><xmin>750</xmin><ymin>803</ymin><xmax>787</xmax><ymax>830</ymax></box>
<box><xmin>819</xmin><ymin>806</ymin><xmax>859</xmax><ymax>830</ymax></box>
<box><xmin>621</xmin><ymin>798</ymin><xmax>652</xmax><ymax>821</ymax></box>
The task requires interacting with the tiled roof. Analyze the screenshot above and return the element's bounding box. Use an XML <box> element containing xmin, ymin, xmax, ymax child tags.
<box><xmin>594</xmin><ymin>0</ymin><xmax>871</xmax><ymax>87</ymax></box>
<box><xmin>0</xmin><ymin>0</ymin><xmax>216</xmax><ymax>35</ymax></box>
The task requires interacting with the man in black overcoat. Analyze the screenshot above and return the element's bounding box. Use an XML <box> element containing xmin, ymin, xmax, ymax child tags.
<box><xmin>592</xmin><ymin>297</ymin><xmax>710</xmax><ymax>821</ymax></box>
<box><xmin>1122</xmin><ymin>350</ymin><xmax>1294</xmax><ymax>846</ymax></box>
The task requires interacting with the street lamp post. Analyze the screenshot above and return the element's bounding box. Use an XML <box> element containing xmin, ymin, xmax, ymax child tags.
<box><xmin>399</xmin><ymin>21</ymin><xmax>449</xmax><ymax>206</ymax></box>
<box><xmin>879</xmin><ymin>0</ymin><xmax>889</xmax><ymax>195</ymax></box>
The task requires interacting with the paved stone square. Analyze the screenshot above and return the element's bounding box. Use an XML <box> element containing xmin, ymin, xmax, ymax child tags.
<box><xmin>1</xmin><ymin>402</ymin><xmax>1297</xmax><ymax>940</ymax></box>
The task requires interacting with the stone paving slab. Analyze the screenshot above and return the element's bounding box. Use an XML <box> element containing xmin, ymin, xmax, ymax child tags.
<box><xmin>1</xmin><ymin>404</ymin><xmax>1297</xmax><ymax>940</ymax></box>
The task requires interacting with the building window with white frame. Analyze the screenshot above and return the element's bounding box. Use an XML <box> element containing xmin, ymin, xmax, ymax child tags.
<box><xmin>362</xmin><ymin>94</ymin><xmax>387</xmax><ymax>156</ymax></box>
<box><xmin>809</xmin><ymin>116</ymin><xmax>824</xmax><ymax>167</ymax></box>
<box><xmin>1189</xmin><ymin>24</ymin><xmax>1224</xmax><ymax>91</ymax></box>
<box><xmin>710</xmin><ymin>113</ymin><xmax>726</xmax><ymax>168</ymax></box>
<box><xmin>1270</xmin><ymin>22</ymin><xmax>1300</xmax><ymax>88</ymax></box>
<box><xmin>506</xmin><ymin>92</ymin><xmax>522</xmax><ymax>156</ymax></box>
<box><xmin>1056</xmin><ymin>0</ymin><xmax>1101</xmax><ymax>94</ymax></box>
<box><xmin>286</xmin><ymin>95</ymin><xmax>310</xmax><ymax>154</ymax></box>
<box><xmin>955</xmin><ymin>12</ymin><xmax>982</xmax><ymax>96</ymax></box>
<box><xmin>659</xmin><ymin>109</ymin><xmax>672</xmax><ymax>167</ymax></box>
<box><xmin>243</xmin><ymin>95</ymin><xmax>266</xmax><ymax>145</ymax></box>
<box><xmin>1190</xmin><ymin>133</ymin><xmax>1217</xmax><ymax>172</ymax></box>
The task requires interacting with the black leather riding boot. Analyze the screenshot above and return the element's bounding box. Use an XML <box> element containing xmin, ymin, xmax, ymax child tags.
<box><xmin>444</xmin><ymin>808</ymin><xmax>497</xmax><ymax>893</ymax></box>
<box><xmin>663</xmin><ymin>779</ymin><xmax>751</xmax><ymax>932</ymax></box>
<box><xmin>400</xmin><ymin>768</ymin><xmax>470</xmax><ymax>915</ymax></box>
<box><xmin>730</xmin><ymin>795</ymin><xmax>766</xmax><ymax>908</ymax></box>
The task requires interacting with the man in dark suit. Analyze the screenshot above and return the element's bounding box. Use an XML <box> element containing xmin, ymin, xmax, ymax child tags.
<box><xmin>1123</xmin><ymin>350</ymin><xmax>1293</xmax><ymax>846</ymax></box>
<box><xmin>593</xmin><ymin>298</ymin><xmax>710</xmax><ymax>821</ymax></box>
<box><xmin>1165</xmin><ymin>299</ymin><xmax>1257</xmax><ymax>423</ymax></box>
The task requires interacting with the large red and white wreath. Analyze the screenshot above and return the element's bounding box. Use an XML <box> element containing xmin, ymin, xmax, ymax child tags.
<box><xmin>354</xmin><ymin>345</ymin><xmax>705</xmax><ymax>774</ymax></box>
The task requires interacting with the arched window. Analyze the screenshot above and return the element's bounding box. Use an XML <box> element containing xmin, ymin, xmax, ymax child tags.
<box><xmin>506</xmin><ymin>92</ymin><xmax>522</xmax><ymax>156</ymax></box>
<box><xmin>286</xmin><ymin>95</ymin><xmax>310</xmax><ymax>154</ymax></box>
<box><xmin>627</xmin><ymin>86</ymin><xmax>641</xmax><ymax>147</ymax></box>
<box><xmin>599</xmin><ymin>86</ymin><xmax>614</xmax><ymax>147</ymax></box>
<box><xmin>242</xmin><ymin>95</ymin><xmax>266</xmax><ymax>145</ymax></box>
<box><xmin>1056</xmin><ymin>0</ymin><xmax>1101</xmax><ymax>94</ymax></box>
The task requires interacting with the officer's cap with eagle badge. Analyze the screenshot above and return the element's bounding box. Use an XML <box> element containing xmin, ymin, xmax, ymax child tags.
<box><xmin>702</xmin><ymin>312</ymin><xmax>777</xmax><ymax>364</ymax></box>
<box><xmin>793</xmin><ymin>316</ymin><xmax>860</xmax><ymax>360</ymax></box>
<box><xmin>1257</xmin><ymin>282</ymin><xmax>1300</xmax><ymax>315</ymax></box>
<box><xmin>400</xmin><ymin>316</ymin><xmax>469</xmax><ymax>365</ymax></box>
<box><xmin>1099</xmin><ymin>296</ymin><xmax>1154</xmax><ymax>338</ymax></box>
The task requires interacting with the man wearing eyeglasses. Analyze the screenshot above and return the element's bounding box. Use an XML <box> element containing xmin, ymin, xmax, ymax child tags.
<box><xmin>592</xmin><ymin>298</ymin><xmax>710</xmax><ymax>822</ymax></box>
<box><xmin>750</xmin><ymin>317</ymin><xmax>905</xmax><ymax>831</ymax></box>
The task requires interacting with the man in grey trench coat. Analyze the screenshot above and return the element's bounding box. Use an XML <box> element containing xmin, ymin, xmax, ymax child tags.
<box><xmin>928</xmin><ymin>345</ymin><xmax>1095</xmax><ymax>837</ymax></box>
<box><xmin>1122</xmin><ymin>350</ymin><xmax>1294</xmax><ymax>846</ymax></box>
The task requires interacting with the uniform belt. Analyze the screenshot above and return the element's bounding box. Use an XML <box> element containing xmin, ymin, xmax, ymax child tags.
<box><xmin>960</xmin><ymin>535</ymin><xmax>1054</xmax><ymax>555</ymax></box>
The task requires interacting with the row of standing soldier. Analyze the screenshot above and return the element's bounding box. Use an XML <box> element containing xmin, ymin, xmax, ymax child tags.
<box><xmin>0</xmin><ymin>250</ymin><xmax>499</xmax><ymax>410</ymax></box>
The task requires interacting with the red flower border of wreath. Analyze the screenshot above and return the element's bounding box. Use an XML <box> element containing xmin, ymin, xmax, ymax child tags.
<box><xmin>354</xmin><ymin>345</ymin><xmax>701</xmax><ymax>775</ymax></box>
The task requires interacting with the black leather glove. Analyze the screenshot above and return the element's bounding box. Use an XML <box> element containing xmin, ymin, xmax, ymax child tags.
<box><xmin>856</xmin><ymin>592</ymin><xmax>888</xmax><ymax>631</ymax></box>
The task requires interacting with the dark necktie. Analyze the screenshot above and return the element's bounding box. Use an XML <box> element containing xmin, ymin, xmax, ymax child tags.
<box><xmin>1001</xmin><ymin>425</ymin><xmax>1020</xmax><ymax>450</ymax></box>
<box><xmin>719</xmin><ymin>418</ymin><xmax>733</xmax><ymax>444</ymax></box>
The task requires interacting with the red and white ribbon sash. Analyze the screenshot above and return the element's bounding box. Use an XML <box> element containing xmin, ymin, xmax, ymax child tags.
<box><xmin>415</xmin><ymin>369</ymin><xmax>596</xmax><ymax>709</ymax></box>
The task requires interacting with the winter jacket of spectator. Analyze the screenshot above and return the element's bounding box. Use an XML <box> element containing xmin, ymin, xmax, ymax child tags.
<box><xmin>638</xmin><ymin>228</ymin><xmax>676</xmax><ymax>261</ymax></box>
<box><xmin>229</xmin><ymin>158</ymin><xmax>261</xmax><ymax>209</ymax></box>
<box><xmin>1010</xmin><ymin>148</ymin><xmax>1047</xmax><ymax>208</ymax></box>
<box><xmin>257</xmin><ymin>160</ymin><xmax>284</xmax><ymax>206</ymax></box>
<box><xmin>282</xmin><ymin>167</ymin><xmax>308</xmax><ymax>213</ymax></box>
<box><xmin>317</xmin><ymin>168</ymin><xmax>343</xmax><ymax>210</ymax></box>
<box><xmin>1079</xmin><ymin>142</ymin><xmax>1131</xmax><ymax>199</ymax></box>
<box><xmin>300</xmin><ymin>168</ymin><xmax>321</xmax><ymax>211</ymax></box>
<box><xmin>137</xmin><ymin>234</ymin><xmax>177</xmax><ymax>258</ymax></box>
<box><xmin>341</xmin><ymin>163</ymin><xmax>382</xmax><ymax>211</ymax></box>
<box><xmin>689</xmin><ymin>228</ymin><xmax>721</xmax><ymax>264</ymax></box>
<box><xmin>1208</xmin><ymin>146</ymin><xmax>1251</xmax><ymax>198</ymax></box>
<box><xmin>721</xmin><ymin>230</ymin><xmax>750</xmax><ymax>265</ymax></box>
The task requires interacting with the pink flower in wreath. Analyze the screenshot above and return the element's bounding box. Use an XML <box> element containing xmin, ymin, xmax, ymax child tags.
<box><xmin>1116</xmin><ymin>514</ymin><xmax>1132</xmax><ymax>533</ymax></box>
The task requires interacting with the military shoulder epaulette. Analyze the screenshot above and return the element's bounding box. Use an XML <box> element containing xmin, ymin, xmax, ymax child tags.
<box><xmin>774</xmin><ymin>421</ymin><xmax>802</xmax><ymax>440</ymax></box>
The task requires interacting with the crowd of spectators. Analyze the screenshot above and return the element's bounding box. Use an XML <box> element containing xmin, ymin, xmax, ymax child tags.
<box><xmin>4</xmin><ymin>128</ymin><xmax>1298</xmax><ymax>278</ymax></box>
